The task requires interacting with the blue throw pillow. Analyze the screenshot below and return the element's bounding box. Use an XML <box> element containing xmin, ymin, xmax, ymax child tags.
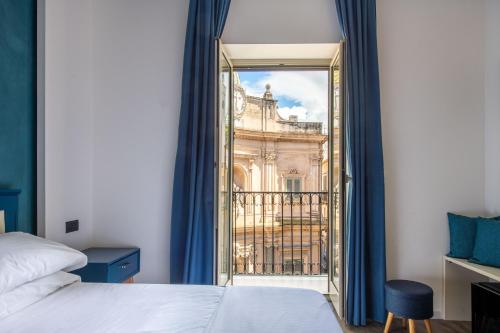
<box><xmin>447</xmin><ymin>213</ymin><xmax>477</xmax><ymax>258</ymax></box>
<box><xmin>470</xmin><ymin>219</ymin><xmax>500</xmax><ymax>268</ymax></box>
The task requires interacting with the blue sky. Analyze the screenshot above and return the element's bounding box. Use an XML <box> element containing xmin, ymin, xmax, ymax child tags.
<box><xmin>237</xmin><ymin>70</ymin><xmax>328</xmax><ymax>124</ymax></box>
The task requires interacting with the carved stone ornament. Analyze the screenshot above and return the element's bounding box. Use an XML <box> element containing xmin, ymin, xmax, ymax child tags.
<box><xmin>234</xmin><ymin>84</ymin><xmax>247</xmax><ymax>119</ymax></box>
<box><xmin>263</xmin><ymin>151</ymin><xmax>277</xmax><ymax>161</ymax></box>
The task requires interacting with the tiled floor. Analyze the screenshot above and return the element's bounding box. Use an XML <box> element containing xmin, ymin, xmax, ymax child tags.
<box><xmin>232</xmin><ymin>274</ymin><xmax>330</xmax><ymax>293</ymax></box>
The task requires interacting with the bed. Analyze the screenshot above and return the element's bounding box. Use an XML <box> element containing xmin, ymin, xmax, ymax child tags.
<box><xmin>0</xmin><ymin>282</ymin><xmax>341</xmax><ymax>332</ymax></box>
<box><xmin>0</xmin><ymin>194</ymin><xmax>342</xmax><ymax>333</ymax></box>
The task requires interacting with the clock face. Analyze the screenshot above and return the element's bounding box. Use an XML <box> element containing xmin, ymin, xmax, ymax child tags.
<box><xmin>234</xmin><ymin>87</ymin><xmax>246</xmax><ymax>117</ymax></box>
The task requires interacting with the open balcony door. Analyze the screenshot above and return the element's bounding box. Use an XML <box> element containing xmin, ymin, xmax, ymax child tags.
<box><xmin>215</xmin><ymin>40</ymin><xmax>234</xmax><ymax>286</ymax></box>
<box><xmin>329</xmin><ymin>41</ymin><xmax>346</xmax><ymax>317</ymax></box>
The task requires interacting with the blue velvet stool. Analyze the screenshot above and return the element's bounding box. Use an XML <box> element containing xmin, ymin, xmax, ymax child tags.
<box><xmin>384</xmin><ymin>280</ymin><xmax>433</xmax><ymax>333</ymax></box>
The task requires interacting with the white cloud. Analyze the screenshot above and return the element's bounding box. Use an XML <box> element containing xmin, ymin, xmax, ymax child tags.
<box><xmin>240</xmin><ymin>71</ymin><xmax>328</xmax><ymax>125</ymax></box>
<box><xmin>240</xmin><ymin>80</ymin><xmax>262</xmax><ymax>97</ymax></box>
<box><xmin>277</xmin><ymin>106</ymin><xmax>308</xmax><ymax>120</ymax></box>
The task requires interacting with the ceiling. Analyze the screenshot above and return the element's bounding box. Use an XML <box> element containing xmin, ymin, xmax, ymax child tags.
<box><xmin>223</xmin><ymin>43</ymin><xmax>339</xmax><ymax>60</ymax></box>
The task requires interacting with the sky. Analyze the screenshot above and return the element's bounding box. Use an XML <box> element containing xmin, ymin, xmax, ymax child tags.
<box><xmin>237</xmin><ymin>70</ymin><xmax>328</xmax><ymax>125</ymax></box>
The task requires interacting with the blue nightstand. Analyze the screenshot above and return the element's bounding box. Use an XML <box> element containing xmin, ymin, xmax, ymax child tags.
<box><xmin>72</xmin><ymin>247</ymin><xmax>140</xmax><ymax>283</ymax></box>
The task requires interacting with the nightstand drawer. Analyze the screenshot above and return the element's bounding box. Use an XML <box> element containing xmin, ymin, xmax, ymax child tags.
<box><xmin>72</xmin><ymin>247</ymin><xmax>140</xmax><ymax>283</ymax></box>
<box><xmin>109</xmin><ymin>252</ymin><xmax>139</xmax><ymax>283</ymax></box>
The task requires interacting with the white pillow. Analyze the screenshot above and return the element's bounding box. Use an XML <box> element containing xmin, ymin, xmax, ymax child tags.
<box><xmin>0</xmin><ymin>232</ymin><xmax>87</xmax><ymax>294</ymax></box>
<box><xmin>0</xmin><ymin>271</ymin><xmax>80</xmax><ymax>319</ymax></box>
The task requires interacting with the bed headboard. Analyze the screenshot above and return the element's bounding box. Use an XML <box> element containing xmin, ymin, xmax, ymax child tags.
<box><xmin>0</xmin><ymin>189</ymin><xmax>21</xmax><ymax>233</ymax></box>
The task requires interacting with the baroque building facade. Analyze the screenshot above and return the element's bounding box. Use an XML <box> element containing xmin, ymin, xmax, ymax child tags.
<box><xmin>232</xmin><ymin>77</ymin><xmax>330</xmax><ymax>275</ymax></box>
<box><xmin>233</xmin><ymin>80</ymin><xmax>327</xmax><ymax>193</ymax></box>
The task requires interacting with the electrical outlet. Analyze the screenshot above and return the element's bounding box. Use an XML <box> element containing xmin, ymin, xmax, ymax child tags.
<box><xmin>65</xmin><ymin>220</ymin><xmax>79</xmax><ymax>233</ymax></box>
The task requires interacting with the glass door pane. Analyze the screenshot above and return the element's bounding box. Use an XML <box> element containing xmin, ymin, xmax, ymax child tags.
<box><xmin>332</xmin><ymin>56</ymin><xmax>341</xmax><ymax>291</ymax></box>
<box><xmin>329</xmin><ymin>41</ymin><xmax>345</xmax><ymax>316</ymax></box>
<box><xmin>216</xmin><ymin>42</ymin><xmax>233</xmax><ymax>285</ymax></box>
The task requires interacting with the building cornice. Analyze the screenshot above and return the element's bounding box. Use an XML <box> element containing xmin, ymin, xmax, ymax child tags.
<box><xmin>235</xmin><ymin>128</ymin><xmax>327</xmax><ymax>144</ymax></box>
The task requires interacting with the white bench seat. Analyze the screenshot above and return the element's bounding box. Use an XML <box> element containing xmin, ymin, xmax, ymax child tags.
<box><xmin>445</xmin><ymin>256</ymin><xmax>500</xmax><ymax>281</ymax></box>
<box><xmin>443</xmin><ymin>256</ymin><xmax>500</xmax><ymax>321</ymax></box>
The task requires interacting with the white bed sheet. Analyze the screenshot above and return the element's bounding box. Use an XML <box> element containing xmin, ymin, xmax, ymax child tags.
<box><xmin>206</xmin><ymin>286</ymin><xmax>342</xmax><ymax>333</ymax></box>
<box><xmin>0</xmin><ymin>283</ymin><xmax>342</xmax><ymax>333</ymax></box>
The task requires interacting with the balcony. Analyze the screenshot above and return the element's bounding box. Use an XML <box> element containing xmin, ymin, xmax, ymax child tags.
<box><xmin>232</xmin><ymin>275</ymin><xmax>330</xmax><ymax>294</ymax></box>
<box><xmin>232</xmin><ymin>191</ymin><xmax>338</xmax><ymax>286</ymax></box>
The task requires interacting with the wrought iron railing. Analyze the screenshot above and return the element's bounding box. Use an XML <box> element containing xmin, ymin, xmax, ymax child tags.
<box><xmin>232</xmin><ymin>191</ymin><xmax>338</xmax><ymax>276</ymax></box>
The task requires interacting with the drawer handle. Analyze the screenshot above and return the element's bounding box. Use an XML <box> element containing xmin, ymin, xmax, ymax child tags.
<box><xmin>120</xmin><ymin>262</ymin><xmax>130</xmax><ymax>269</ymax></box>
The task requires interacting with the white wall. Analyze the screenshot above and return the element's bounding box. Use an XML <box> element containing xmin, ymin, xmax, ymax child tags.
<box><xmin>44</xmin><ymin>0</ymin><xmax>93</xmax><ymax>250</ymax></box>
<box><xmin>43</xmin><ymin>0</ymin><xmax>187</xmax><ymax>283</ymax></box>
<box><xmin>87</xmin><ymin>0</ymin><xmax>335</xmax><ymax>283</ymax></box>
<box><xmin>378</xmin><ymin>0</ymin><xmax>486</xmax><ymax>317</ymax></box>
<box><xmin>227</xmin><ymin>0</ymin><xmax>491</xmax><ymax>318</ymax></box>
<box><xmin>484</xmin><ymin>0</ymin><xmax>500</xmax><ymax>215</ymax></box>
<box><xmin>43</xmin><ymin>1</ymin><xmax>494</xmax><ymax>311</ymax></box>
<box><xmin>223</xmin><ymin>0</ymin><xmax>341</xmax><ymax>44</ymax></box>
<box><xmin>90</xmin><ymin>0</ymin><xmax>188</xmax><ymax>283</ymax></box>
<box><xmin>43</xmin><ymin>0</ymin><xmax>339</xmax><ymax>284</ymax></box>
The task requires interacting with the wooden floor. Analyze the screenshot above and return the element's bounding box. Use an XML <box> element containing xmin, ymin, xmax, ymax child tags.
<box><xmin>340</xmin><ymin>319</ymin><xmax>471</xmax><ymax>333</ymax></box>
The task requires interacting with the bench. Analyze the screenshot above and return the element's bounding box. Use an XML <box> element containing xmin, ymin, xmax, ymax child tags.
<box><xmin>443</xmin><ymin>256</ymin><xmax>500</xmax><ymax>320</ymax></box>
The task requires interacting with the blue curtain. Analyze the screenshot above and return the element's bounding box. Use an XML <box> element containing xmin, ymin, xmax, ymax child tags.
<box><xmin>170</xmin><ymin>0</ymin><xmax>231</xmax><ymax>284</ymax></box>
<box><xmin>335</xmin><ymin>0</ymin><xmax>387</xmax><ymax>326</ymax></box>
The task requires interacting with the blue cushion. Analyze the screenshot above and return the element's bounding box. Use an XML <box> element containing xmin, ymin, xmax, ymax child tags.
<box><xmin>447</xmin><ymin>213</ymin><xmax>478</xmax><ymax>258</ymax></box>
<box><xmin>447</xmin><ymin>213</ymin><xmax>500</xmax><ymax>259</ymax></box>
<box><xmin>470</xmin><ymin>219</ymin><xmax>500</xmax><ymax>268</ymax></box>
<box><xmin>385</xmin><ymin>280</ymin><xmax>433</xmax><ymax>320</ymax></box>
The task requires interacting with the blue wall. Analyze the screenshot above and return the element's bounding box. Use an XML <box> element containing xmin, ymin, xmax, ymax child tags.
<box><xmin>0</xmin><ymin>0</ymin><xmax>36</xmax><ymax>233</ymax></box>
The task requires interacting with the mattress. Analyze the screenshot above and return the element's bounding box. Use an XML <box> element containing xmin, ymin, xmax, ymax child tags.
<box><xmin>0</xmin><ymin>283</ymin><xmax>342</xmax><ymax>333</ymax></box>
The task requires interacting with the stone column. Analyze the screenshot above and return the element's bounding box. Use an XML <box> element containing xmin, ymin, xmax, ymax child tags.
<box><xmin>263</xmin><ymin>152</ymin><xmax>277</xmax><ymax>192</ymax></box>
<box><xmin>248</xmin><ymin>159</ymin><xmax>254</xmax><ymax>191</ymax></box>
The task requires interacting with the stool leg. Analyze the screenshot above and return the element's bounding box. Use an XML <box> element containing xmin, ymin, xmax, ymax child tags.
<box><xmin>424</xmin><ymin>319</ymin><xmax>432</xmax><ymax>333</ymax></box>
<box><xmin>402</xmin><ymin>318</ymin><xmax>406</xmax><ymax>329</ymax></box>
<box><xmin>384</xmin><ymin>312</ymin><xmax>394</xmax><ymax>333</ymax></box>
<box><xmin>408</xmin><ymin>319</ymin><xmax>416</xmax><ymax>333</ymax></box>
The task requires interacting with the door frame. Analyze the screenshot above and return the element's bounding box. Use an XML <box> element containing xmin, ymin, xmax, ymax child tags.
<box><xmin>215</xmin><ymin>51</ymin><xmax>347</xmax><ymax>314</ymax></box>
<box><xmin>214</xmin><ymin>40</ymin><xmax>234</xmax><ymax>286</ymax></box>
<box><xmin>225</xmin><ymin>61</ymin><xmax>329</xmax><ymax>287</ymax></box>
<box><xmin>328</xmin><ymin>41</ymin><xmax>346</xmax><ymax>318</ymax></box>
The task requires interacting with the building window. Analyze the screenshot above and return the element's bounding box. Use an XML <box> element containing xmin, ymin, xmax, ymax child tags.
<box><xmin>286</xmin><ymin>178</ymin><xmax>301</xmax><ymax>192</ymax></box>
<box><xmin>284</xmin><ymin>259</ymin><xmax>303</xmax><ymax>274</ymax></box>
<box><xmin>264</xmin><ymin>245</ymin><xmax>275</xmax><ymax>273</ymax></box>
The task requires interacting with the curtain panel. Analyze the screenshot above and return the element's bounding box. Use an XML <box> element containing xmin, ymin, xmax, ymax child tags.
<box><xmin>170</xmin><ymin>0</ymin><xmax>231</xmax><ymax>285</ymax></box>
<box><xmin>335</xmin><ymin>0</ymin><xmax>387</xmax><ymax>326</ymax></box>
